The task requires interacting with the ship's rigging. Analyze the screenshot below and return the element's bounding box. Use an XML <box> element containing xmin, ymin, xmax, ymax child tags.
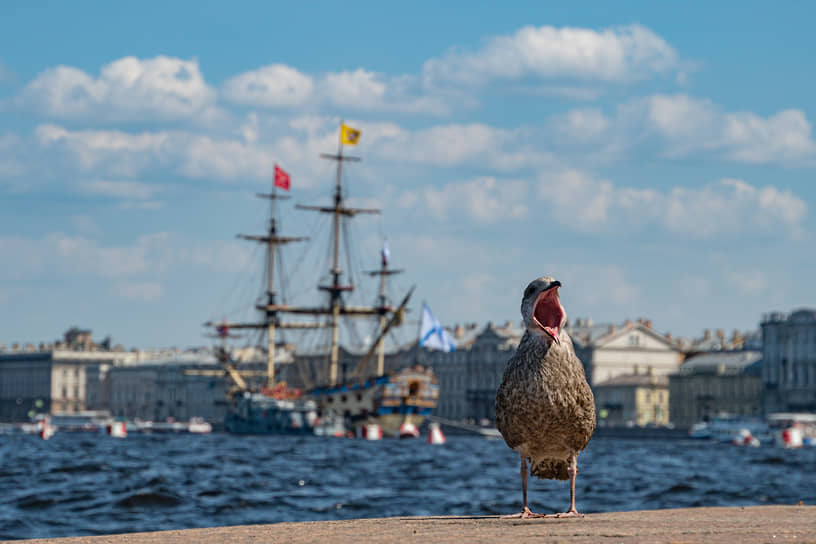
<box><xmin>204</xmin><ymin>126</ymin><xmax>412</xmax><ymax>394</ymax></box>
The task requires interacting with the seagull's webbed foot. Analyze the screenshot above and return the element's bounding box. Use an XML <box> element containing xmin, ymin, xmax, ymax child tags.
<box><xmin>547</xmin><ymin>508</ymin><xmax>584</xmax><ymax>518</ymax></box>
<box><xmin>502</xmin><ymin>506</ymin><xmax>546</xmax><ymax>519</ymax></box>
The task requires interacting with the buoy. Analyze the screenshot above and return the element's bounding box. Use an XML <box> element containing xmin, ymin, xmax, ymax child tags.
<box><xmin>361</xmin><ymin>423</ymin><xmax>382</xmax><ymax>440</ymax></box>
<box><xmin>398</xmin><ymin>421</ymin><xmax>420</xmax><ymax>439</ymax></box>
<box><xmin>428</xmin><ymin>422</ymin><xmax>446</xmax><ymax>445</ymax></box>
<box><xmin>107</xmin><ymin>420</ymin><xmax>127</xmax><ymax>438</ymax></box>
<box><xmin>39</xmin><ymin>417</ymin><xmax>55</xmax><ymax>440</ymax></box>
<box><xmin>732</xmin><ymin>428</ymin><xmax>759</xmax><ymax>447</ymax></box>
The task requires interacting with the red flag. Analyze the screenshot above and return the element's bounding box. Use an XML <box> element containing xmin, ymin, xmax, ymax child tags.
<box><xmin>274</xmin><ymin>165</ymin><xmax>291</xmax><ymax>191</ymax></box>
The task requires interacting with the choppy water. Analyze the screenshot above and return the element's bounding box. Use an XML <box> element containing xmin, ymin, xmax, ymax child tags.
<box><xmin>1</xmin><ymin>433</ymin><xmax>815</xmax><ymax>540</ymax></box>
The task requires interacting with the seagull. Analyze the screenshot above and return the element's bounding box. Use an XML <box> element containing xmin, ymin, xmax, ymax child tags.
<box><xmin>495</xmin><ymin>276</ymin><xmax>596</xmax><ymax>518</ymax></box>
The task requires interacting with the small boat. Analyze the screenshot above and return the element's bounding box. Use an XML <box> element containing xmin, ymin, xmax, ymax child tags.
<box><xmin>688</xmin><ymin>416</ymin><xmax>771</xmax><ymax>444</ymax></box>
<box><xmin>313</xmin><ymin>412</ymin><xmax>348</xmax><ymax>437</ymax></box>
<box><xmin>187</xmin><ymin>418</ymin><xmax>213</xmax><ymax>434</ymax></box>
<box><xmin>767</xmin><ymin>413</ymin><xmax>816</xmax><ymax>448</ymax></box>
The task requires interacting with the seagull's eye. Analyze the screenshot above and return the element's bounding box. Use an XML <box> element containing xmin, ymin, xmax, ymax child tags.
<box><xmin>524</xmin><ymin>286</ymin><xmax>535</xmax><ymax>298</ymax></box>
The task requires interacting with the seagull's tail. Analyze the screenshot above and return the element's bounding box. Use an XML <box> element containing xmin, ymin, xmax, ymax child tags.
<box><xmin>530</xmin><ymin>458</ymin><xmax>570</xmax><ymax>480</ymax></box>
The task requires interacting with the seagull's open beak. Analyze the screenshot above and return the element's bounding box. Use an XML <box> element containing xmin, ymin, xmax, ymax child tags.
<box><xmin>532</xmin><ymin>282</ymin><xmax>564</xmax><ymax>344</ymax></box>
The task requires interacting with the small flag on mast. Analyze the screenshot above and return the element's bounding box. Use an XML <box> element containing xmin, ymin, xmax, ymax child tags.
<box><xmin>340</xmin><ymin>123</ymin><xmax>361</xmax><ymax>145</ymax></box>
<box><xmin>419</xmin><ymin>303</ymin><xmax>456</xmax><ymax>352</ymax></box>
<box><xmin>381</xmin><ymin>240</ymin><xmax>390</xmax><ymax>267</ymax></box>
<box><xmin>274</xmin><ymin>164</ymin><xmax>290</xmax><ymax>191</ymax></box>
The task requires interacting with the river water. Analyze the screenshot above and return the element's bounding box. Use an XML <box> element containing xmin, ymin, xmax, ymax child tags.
<box><xmin>1</xmin><ymin>433</ymin><xmax>814</xmax><ymax>540</ymax></box>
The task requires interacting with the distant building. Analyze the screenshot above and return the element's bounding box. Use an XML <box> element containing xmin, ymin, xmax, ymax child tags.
<box><xmin>761</xmin><ymin>309</ymin><xmax>816</xmax><ymax>413</ymax></box>
<box><xmin>107</xmin><ymin>359</ymin><xmax>228</xmax><ymax>422</ymax></box>
<box><xmin>63</xmin><ymin>327</ymin><xmax>94</xmax><ymax>350</ymax></box>
<box><xmin>669</xmin><ymin>350</ymin><xmax>762</xmax><ymax>429</ymax></box>
<box><xmin>593</xmin><ymin>370</ymin><xmax>669</xmax><ymax>427</ymax></box>
<box><xmin>0</xmin><ymin>349</ymin><xmax>131</xmax><ymax>421</ymax></box>
<box><xmin>428</xmin><ymin>318</ymin><xmax>682</xmax><ymax>425</ymax></box>
<box><xmin>428</xmin><ymin>321</ymin><xmax>520</xmax><ymax>423</ymax></box>
<box><xmin>569</xmin><ymin>319</ymin><xmax>684</xmax><ymax>386</ymax></box>
<box><xmin>679</xmin><ymin>328</ymin><xmax>762</xmax><ymax>355</ymax></box>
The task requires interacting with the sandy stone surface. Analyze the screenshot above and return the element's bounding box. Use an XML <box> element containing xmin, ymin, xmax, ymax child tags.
<box><xmin>7</xmin><ymin>506</ymin><xmax>816</xmax><ymax>544</ymax></box>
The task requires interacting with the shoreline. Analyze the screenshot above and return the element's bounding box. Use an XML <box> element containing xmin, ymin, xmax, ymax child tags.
<box><xmin>7</xmin><ymin>505</ymin><xmax>815</xmax><ymax>544</ymax></box>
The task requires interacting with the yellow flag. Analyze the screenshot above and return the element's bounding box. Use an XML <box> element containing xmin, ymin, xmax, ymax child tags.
<box><xmin>340</xmin><ymin>123</ymin><xmax>361</xmax><ymax>145</ymax></box>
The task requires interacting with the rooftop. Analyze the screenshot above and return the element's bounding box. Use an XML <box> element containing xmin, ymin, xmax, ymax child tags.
<box><xmin>677</xmin><ymin>350</ymin><xmax>762</xmax><ymax>375</ymax></box>
<box><xmin>594</xmin><ymin>371</ymin><xmax>668</xmax><ymax>387</ymax></box>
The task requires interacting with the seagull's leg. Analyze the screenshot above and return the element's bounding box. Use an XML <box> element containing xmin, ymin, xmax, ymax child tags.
<box><xmin>552</xmin><ymin>453</ymin><xmax>583</xmax><ymax>518</ymax></box>
<box><xmin>502</xmin><ymin>454</ymin><xmax>544</xmax><ymax>518</ymax></box>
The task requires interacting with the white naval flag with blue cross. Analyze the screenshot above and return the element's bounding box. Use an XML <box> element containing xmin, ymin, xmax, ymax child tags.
<box><xmin>419</xmin><ymin>303</ymin><xmax>456</xmax><ymax>352</ymax></box>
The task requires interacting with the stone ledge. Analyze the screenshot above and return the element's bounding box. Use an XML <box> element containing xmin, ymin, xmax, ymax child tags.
<box><xmin>7</xmin><ymin>505</ymin><xmax>816</xmax><ymax>544</ymax></box>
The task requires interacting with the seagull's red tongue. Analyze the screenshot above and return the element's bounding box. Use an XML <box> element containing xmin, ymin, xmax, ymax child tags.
<box><xmin>533</xmin><ymin>290</ymin><xmax>564</xmax><ymax>343</ymax></box>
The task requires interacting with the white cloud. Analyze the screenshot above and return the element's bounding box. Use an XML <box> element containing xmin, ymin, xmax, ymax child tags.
<box><xmin>558</xmin><ymin>264</ymin><xmax>640</xmax><ymax>307</ymax></box>
<box><xmin>180</xmin><ymin>135</ymin><xmax>277</xmax><ymax>181</ymax></box>
<box><xmin>555</xmin><ymin>108</ymin><xmax>611</xmax><ymax>142</ymax></box>
<box><xmin>423</xmin><ymin>24</ymin><xmax>678</xmax><ymax>87</ymax></box>
<box><xmin>113</xmin><ymin>281</ymin><xmax>163</xmax><ymax>302</ymax></box>
<box><xmin>35</xmin><ymin>124</ymin><xmax>283</xmax><ymax>183</ymax></box>
<box><xmin>419</xmin><ymin>176</ymin><xmax>528</xmax><ymax>223</ymax></box>
<box><xmin>32</xmin><ymin>120</ymin><xmax>549</xmax><ymax>188</ymax></box>
<box><xmin>723</xmin><ymin>269</ymin><xmax>767</xmax><ymax>294</ymax></box>
<box><xmin>70</xmin><ymin>215</ymin><xmax>103</xmax><ymax>238</ymax></box>
<box><xmin>321</xmin><ymin>69</ymin><xmax>450</xmax><ymax>115</ymax></box>
<box><xmin>36</xmin><ymin>124</ymin><xmax>171</xmax><ymax>177</ymax></box>
<box><xmin>623</xmin><ymin>95</ymin><xmax>816</xmax><ymax>165</ymax></box>
<box><xmin>17</xmin><ymin>56</ymin><xmax>217</xmax><ymax>121</ymax></box>
<box><xmin>49</xmin><ymin>232</ymin><xmax>173</xmax><ymax>278</ymax></box>
<box><xmin>222</xmin><ymin>64</ymin><xmax>313</xmax><ymax>107</ymax></box>
<box><xmin>76</xmin><ymin>180</ymin><xmax>161</xmax><ymax>200</ymax></box>
<box><xmin>373</xmin><ymin>122</ymin><xmax>553</xmax><ymax>170</ymax></box>
<box><xmin>0</xmin><ymin>232</ymin><xmax>252</xmax><ymax>284</ymax></box>
<box><xmin>721</xmin><ymin>109</ymin><xmax>815</xmax><ymax>163</ymax></box>
<box><xmin>538</xmin><ymin>171</ymin><xmax>807</xmax><ymax>238</ymax></box>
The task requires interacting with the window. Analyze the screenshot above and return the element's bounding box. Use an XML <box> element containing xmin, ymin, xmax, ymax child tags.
<box><xmin>629</xmin><ymin>335</ymin><xmax>640</xmax><ymax>346</ymax></box>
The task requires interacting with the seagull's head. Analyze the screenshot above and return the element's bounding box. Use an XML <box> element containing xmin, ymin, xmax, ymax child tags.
<box><xmin>521</xmin><ymin>276</ymin><xmax>566</xmax><ymax>344</ymax></box>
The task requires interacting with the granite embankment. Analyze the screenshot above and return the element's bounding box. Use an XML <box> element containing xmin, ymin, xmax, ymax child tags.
<box><xmin>6</xmin><ymin>505</ymin><xmax>815</xmax><ymax>544</ymax></box>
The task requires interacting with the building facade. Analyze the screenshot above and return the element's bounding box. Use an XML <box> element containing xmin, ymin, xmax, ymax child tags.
<box><xmin>669</xmin><ymin>350</ymin><xmax>762</xmax><ymax>428</ymax></box>
<box><xmin>593</xmin><ymin>371</ymin><xmax>669</xmax><ymax>427</ymax></box>
<box><xmin>429</xmin><ymin>322</ymin><xmax>521</xmax><ymax>423</ymax></box>
<box><xmin>0</xmin><ymin>349</ymin><xmax>131</xmax><ymax>421</ymax></box>
<box><xmin>569</xmin><ymin>319</ymin><xmax>684</xmax><ymax>386</ymax></box>
<box><xmin>761</xmin><ymin>309</ymin><xmax>816</xmax><ymax>413</ymax></box>
<box><xmin>107</xmin><ymin>360</ymin><xmax>228</xmax><ymax>422</ymax></box>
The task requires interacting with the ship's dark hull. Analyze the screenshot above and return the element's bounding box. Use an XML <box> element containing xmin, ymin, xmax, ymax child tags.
<box><xmin>225</xmin><ymin>393</ymin><xmax>317</xmax><ymax>435</ymax></box>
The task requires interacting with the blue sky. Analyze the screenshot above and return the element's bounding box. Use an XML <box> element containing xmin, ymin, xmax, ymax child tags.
<box><xmin>1</xmin><ymin>1</ymin><xmax>815</xmax><ymax>349</ymax></box>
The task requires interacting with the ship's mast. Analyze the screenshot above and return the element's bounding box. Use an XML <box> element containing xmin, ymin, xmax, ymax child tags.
<box><xmin>207</xmin><ymin>125</ymin><xmax>411</xmax><ymax>393</ymax></box>
<box><xmin>239</xmin><ymin>189</ymin><xmax>308</xmax><ymax>389</ymax></box>
<box><xmin>295</xmin><ymin>134</ymin><xmax>379</xmax><ymax>386</ymax></box>
<box><xmin>365</xmin><ymin>246</ymin><xmax>404</xmax><ymax>376</ymax></box>
<box><xmin>207</xmin><ymin>183</ymin><xmax>323</xmax><ymax>392</ymax></box>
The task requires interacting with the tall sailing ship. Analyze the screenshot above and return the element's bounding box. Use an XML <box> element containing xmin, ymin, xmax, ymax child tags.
<box><xmin>205</xmin><ymin>123</ymin><xmax>439</xmax><ymax>437</ymax></box>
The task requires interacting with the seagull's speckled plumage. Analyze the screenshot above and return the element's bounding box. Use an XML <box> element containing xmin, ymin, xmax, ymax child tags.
<box><xmin>495</xmin><ymin>276</ymin><xmax>595</xmax><ymax>518</ymax></box>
